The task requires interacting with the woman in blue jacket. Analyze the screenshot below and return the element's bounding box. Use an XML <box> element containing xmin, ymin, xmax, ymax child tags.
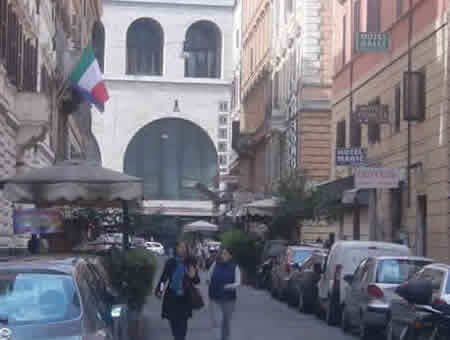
<box><xmin>208</xmin><ymin>247</ymin><xmax>241</xmax><ymax>340</ymax></box>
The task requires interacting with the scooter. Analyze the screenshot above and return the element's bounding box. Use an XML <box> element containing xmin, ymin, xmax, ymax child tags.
<box><xmin>396</xmin><ymin>280</ymin><xmax>450</xmax><ymax>340</ymax></box>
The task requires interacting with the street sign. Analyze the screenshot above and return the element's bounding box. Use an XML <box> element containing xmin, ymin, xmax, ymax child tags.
<box><xmin>355</xmin><ymin>32</ymin><xmax>390</xmax><ymax>53</ymax></box>
<box><xmin>354</xmin><ymin>167</ymin><xmax>400</xmax><ymax>189</ymax></box>
<box><xmin>353</xmin><ymin>104</ymin><xmax>390</xmax><ymax>124</ymax></box>
<box><xmin>336</xmin><ymin>148</ymin><xmax>367</xmax><ymax>166</ymax></box>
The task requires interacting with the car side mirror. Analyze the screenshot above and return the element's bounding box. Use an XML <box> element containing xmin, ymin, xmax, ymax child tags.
<box><xmin>343</xmin><ymin>274</ymin><xmax>354</xmax><ymax>284</ymax></box>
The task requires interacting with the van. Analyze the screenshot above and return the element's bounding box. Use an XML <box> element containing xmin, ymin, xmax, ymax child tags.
<box><xmin>317</xmin><ymin>241</ymin><xmax>410</xmax><ymax>325</ymax></box>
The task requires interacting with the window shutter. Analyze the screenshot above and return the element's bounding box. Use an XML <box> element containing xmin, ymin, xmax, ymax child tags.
<box><xmin>394</xmin><ymin>84</ymin><xmax>401</xmax><ymax>132</ymax></box>
<box><xmin>367</xmin><ymin>0</ymin><xmax>381</xmax><ymax>32</ymax></box>
<box><xmin>353</xmin><ymin>0</ymin><xmax>361</xmax><ymax>52</ymax></box>
<box><xmin>350</xmin><ymin>119</ymin><xmax>361</xmax><ymax>147</ymax></box>
<box><xmin>0</xmin><ymin>0</ymin><xmax>7</xmax><ymax>60</ymax></box>
<box><xmin>342</xmin><ymin>15</ymin><xmax>346</xmax><ymax>64</ymax></box>
<box><xmin>336</xmin><ymin>120</ymin><xmax>346</xmax><ymax>148</ymax></box>
<box><xmin>396</xmin><ymin>0</ymin><xmax>403</xmax><ymax>18</ymax></box>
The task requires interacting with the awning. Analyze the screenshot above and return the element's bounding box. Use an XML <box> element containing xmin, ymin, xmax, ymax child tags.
<box><xmin>342</xmin><ymin>188</ymin><xmax>369</xmax><ymax>206</ymax></box>
<box><xmin>183</xmin><ymin>220</ymin><xmax>219</xmax><ymax>233</ymax></box>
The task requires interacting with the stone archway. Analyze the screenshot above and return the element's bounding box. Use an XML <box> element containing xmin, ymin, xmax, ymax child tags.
<box><xmin>124</xmin><ymin>118</ymin><xmax>218</xmax><ymax>200</ymax></box>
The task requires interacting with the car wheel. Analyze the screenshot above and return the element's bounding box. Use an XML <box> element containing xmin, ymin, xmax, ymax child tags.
<box><xmin>298</xmin><ymin>289</ymin><xmax>305</xmax><ymax>313</ymax></box>
<box><xmin>360</xmin><ymin>318</ymin><xmax>371</xmax><ymax>340</ymax></box>
<box><xmin>341</xmin><ymin>305</ymin><xmax>350</xmax><ymax>333</ymax></box>
<box><xmin>326</xmin><ymin>299</ymin><xmax>338</xmax><ymax>326</ymax></box>
<box><xmin>386</xmin><ymin>318</ymin><xmax>395</xmax><ymax>340</ymax></box>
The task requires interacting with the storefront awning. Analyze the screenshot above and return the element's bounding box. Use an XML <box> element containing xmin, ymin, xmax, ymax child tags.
<box><xmin>341</xmin><ymin>188</ymin><xmax>369</xmax><ymax>206</ymax></box>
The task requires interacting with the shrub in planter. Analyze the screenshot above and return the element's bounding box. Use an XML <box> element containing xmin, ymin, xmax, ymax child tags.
<box><xmin>102</xmin><ymin>247</ymin><xmax>157</xmax><ymax>312</ymax></box>
<box><xmin>221</xmin><ymin>230</ymin><xmax>262</xmax><ymax>283</ymax></box>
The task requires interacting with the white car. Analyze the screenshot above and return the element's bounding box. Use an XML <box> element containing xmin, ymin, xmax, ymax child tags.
<box><xmin>145</xmin><ymin>242</ymin><xmax>165</xmax><ymax>256</ymax></box>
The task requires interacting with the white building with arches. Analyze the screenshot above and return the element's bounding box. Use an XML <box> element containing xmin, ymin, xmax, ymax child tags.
<box><xmin>92</xmin><ymin>0</ymin><xmax>234</xmax><ymax>215</ymax></box>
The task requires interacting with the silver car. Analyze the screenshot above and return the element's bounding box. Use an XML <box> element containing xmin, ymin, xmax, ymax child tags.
<box><xmin>341</xmin><ymin>256</ymin><xmax>433</xmax><ymax>339</ymax></box>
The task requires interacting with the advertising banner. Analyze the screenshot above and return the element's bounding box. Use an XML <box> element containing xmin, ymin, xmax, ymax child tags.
<box><xmin>13</xmin><ymin>209</ymin><xmax>64</xmax><ymax>235</ymax></box>
<box><xmin>354</xmin><ymin>167</ymin><xmax>400</xmax><ymax>189</ymax></box>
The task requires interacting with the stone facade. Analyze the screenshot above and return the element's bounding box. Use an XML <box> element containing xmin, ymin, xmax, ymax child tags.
<box><xmin>331</xmin><ymin>0</ymin><xmax>450</xmax><ymax>262</ymax></box>
<box><xmin>92</xmin><ymin>0</ymin><xmax>233</xmax><ymax>212</ymax></box>
<box><xmin>0</xmin><ymin>0</ymin><xmax>102</xmax><ymax>246</ymax></box>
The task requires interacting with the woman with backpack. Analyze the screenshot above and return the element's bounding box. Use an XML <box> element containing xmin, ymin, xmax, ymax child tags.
<box><xmin>208</xmin><ymin>247</ymin><xmax>241</xmax><ymax>340</ymax></box>
<box><xmin>155</xmin><ymin>241</ymin><xmax>201</xmax><ymax>340</ymax></box>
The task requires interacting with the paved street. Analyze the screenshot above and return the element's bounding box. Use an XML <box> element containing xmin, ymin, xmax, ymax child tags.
<box><xmin>140</xmin><ymin>261</ymin><xmax>355</xmax><ymax>340</ymax></box>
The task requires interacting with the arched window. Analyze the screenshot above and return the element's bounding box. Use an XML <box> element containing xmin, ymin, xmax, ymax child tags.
<box><xmin>126</xmin><ymin>18</ymin><xmax>164</xmax><ymax>76</ymax></box>
<box><xmin>92</xmin><ymin>22</ymin><xmax>105</xmax><ymax>72</ymax></box>
<box><xmin>184</xmin><ymin>21</ymin><xmax>221</xmax><ymax>78</ymax></box>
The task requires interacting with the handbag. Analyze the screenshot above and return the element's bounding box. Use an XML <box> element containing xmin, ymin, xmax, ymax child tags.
<box><xmin>186</xmin><ymin>280</ymin><xmax>204</xmax><ymax>310</ymax></box>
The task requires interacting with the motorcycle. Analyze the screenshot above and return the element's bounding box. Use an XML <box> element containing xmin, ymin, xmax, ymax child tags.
<box><xmin>256</xmin><ymin>258</ymin><xmax>273</xmax><ymax>290</ymax></box>
<box><xmin>395</xmin><ymin>280</ymin><xmax>450</xmax><ymax>340</ymax></box>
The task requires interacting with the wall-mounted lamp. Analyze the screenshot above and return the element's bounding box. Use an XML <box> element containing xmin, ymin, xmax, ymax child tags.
<box><xmin>173</xmin><ymin>99</ymin><xmax>180</xmax><ymax>112</ymax></box>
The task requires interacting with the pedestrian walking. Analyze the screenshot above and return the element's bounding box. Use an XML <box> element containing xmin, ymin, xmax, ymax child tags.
<box><xmin>208</xmin><ymin>247</ymin><xmax>241</xmax><ymax>340</ymax></box>
<box><xmin>155</xmin><ymin>241</ymin><xmax>201</xmax><ymax>340</ymax></box>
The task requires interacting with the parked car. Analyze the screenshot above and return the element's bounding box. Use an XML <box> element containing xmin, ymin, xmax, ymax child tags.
<box><xmin>286</xmin><ymin>250</ymin><xmax>328</xmax><ymax>312</ymax></box>
<box><xmin>387</xmin><ymin>263</ymin><xmax>450</xmax><ymax>340</ymax></box>
<box><xmin>0</xmin><ymin>256</ymin><xmax>123</xmax><ymax>340</ymax></box>
<box><xmin>145</xmin><ymin>241</ymin><xmax>165</xmax><ymax>255</ymax></box>
<box><xmin>317</xmin><ymin>241</ymin><xmax>411</xmax><ymax>326</ymax></box>
<box><xmin>262</xmin><ymin>240</ymin><xmax>289</xmax><ymax>261</ymax></box>
<box><xmin>271</xmin><ymin>246</ymin><xmax>319</xmax><ymax>299</ymax></box>
<box><xmin>341</xmin><ymin>256</ymin><xmax>433</xmax><ymax>339</ymax></box>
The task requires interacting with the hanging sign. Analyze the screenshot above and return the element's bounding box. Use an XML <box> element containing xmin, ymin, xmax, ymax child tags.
<box><xmin>336</xmin><ymin>148</ymin><xmax>367</xmax><ymax>166</ymax></box>
<box><xmin>355</xmin><ymin>32</ymin><xmax>390</xmax><ymax>53</ymax></box>
<box><xmin>353</xmin><ymin>104</ymin><xmax>390</xmax><ymax>124</ymax></box>
<box><xmin>354</xmin><ymin>167</ymin><xmax>400</xmax><ymax>189</ymax></box>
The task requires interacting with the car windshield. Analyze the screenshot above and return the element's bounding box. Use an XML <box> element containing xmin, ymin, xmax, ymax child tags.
<box><xmin>376</xmin><ymin>259</ymin><xmax>431</xmax><ymax>284</ymax></box>
<box><xmin>291</xmin><ymin>250</ymin><xmax>313</xmax><ymax>265</ymax></box>
<box><xmin>0</xmin><ymin>272</ymin><xmax>81</xmax><ymax>325</ymax></box>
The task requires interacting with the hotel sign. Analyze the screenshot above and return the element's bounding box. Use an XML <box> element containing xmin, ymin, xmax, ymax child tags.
<box><xmin>336</xmin><ymin>148</ymin><xmax>367</xmax><ymax>166</ymax></box>
<box><xmin>355</xmin><ymin>32</ymin><xmax>390</xmax><ymax>53</ymax></box>
<box><xmin>354</xmin><ymin>167</ymin><xmax>400</xmax><ymax>189</ymax></box>
<box><xmin>353</xmin><ymin>104</ymin><xmax>390</xmax><ymax>124</ymax></box>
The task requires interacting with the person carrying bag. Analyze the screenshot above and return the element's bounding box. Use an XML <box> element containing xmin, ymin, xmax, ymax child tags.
<box><xmin>208</xmin><ymin>247</ymin><xmax>241</xmax><ymax>340</ymax></box>
<box><xmin>155</xmin><ymin>241</ymin><xmax>202</xmax><ymax>340</ymax></box>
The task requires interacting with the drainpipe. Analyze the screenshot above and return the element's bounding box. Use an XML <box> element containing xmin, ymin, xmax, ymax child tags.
<box><xmin>407</xmin><ymin>0</ymin><xmax>413</xmax><ymax>207</ymax></box>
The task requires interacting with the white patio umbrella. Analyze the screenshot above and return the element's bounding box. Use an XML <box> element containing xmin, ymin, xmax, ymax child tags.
<box><xmin>0</xmin><ymin>160</ymin><xmax>144</xmax><ymax>248</ymax></box>
<box><xmin>183</xmin><ymin>220</ymin><xmax>219</xmax><ymax>233</ymax></box>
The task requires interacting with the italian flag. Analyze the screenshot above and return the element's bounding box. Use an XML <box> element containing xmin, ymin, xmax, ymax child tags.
<box><xmin>70</xmin><ymin>46</ymin><xmax>109</xmax><ymax>112</ymax></box>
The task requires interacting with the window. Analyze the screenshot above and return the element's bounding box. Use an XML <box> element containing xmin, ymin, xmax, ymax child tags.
<box><xmin>394</xmin><ymin>84</ymin><xmax>401</xmax><ymax>133</ymax></box>
<box><xmin>285</xmin><ymin>0</ymin><xmax>293</xmax><ymax>22</ymax></box>
<box><xmin>336</xmin><ymin>120</ymin><xmax>346</xmax><ymax>148</ymax></box>
<box><xmin>403</xmin><ymin>70</ymin><xmax>426</xmax><ymax>121</ymax></box>
<box><xmin>218</xmin><ymin>142</ymin><xmax>227</xmax><ymax>152</ymax></box>
<box><xmin>219</xmin><ymin>154</ymin><xmax>227</xmax><ymax>166</ymax></box>
<box><xmin>218</xmin><ymin>128</ymin><xmax>227</xmax><ymax>139</ymax></box>
<box><xmin>219</xmin><ymin>115</ymin><xmax>228</xmax><ymax>126</ymax></box>
<box><xmin>184</xmin><ymin>21</ymin><xmax>221</xmax><ymax>78</ymax></box>
<box><xmin>350</xmin><ymin>119</ymin><xmax>361</xmax><ymax>147</ymax></box>
<box><xmin>126</xmin><ymin>18</ymin><xmax>164</xmax><ymax>76</ymax></box>
<box><xmin>0</xmin><ymin>273</ymin><xmax>81</xmax><ymax>325</ymax></box>
<box><xmin>235</xmin><ymin>29</ymin><xmax>240</xmax><ymax>48</ymax></box>
<box><xmin>219</xmin><ymin>101</ymin><xmax>229</xmax><ymax>112</ymax></box>
<box><xmin>0</xmin><ymin>0</ymin><xmax>7</xmax><ymax>59</ymax></box>
<box><xmin>353</xmin><ymin>0</ymin><xmax>361</xmax><ymax>52</ymax></box>
<box><xmin>367</xmin><ymin>0</ymin><xmax>381</xmax><ymax>32</ymax></box>
<box><xmin>368</xmin><ymin>98</ymin><xmax>381</xmax><ymax>144</ymax></box>
<box><xmin>92</xmin><ymin>22</ymin><xmax>105</xmax><ymax>72</ymax></box>
<box><xmin>342</xmin><ymin>15</ymin><xmax>346</xmax><ymax>64</ymax></box>
<box><xmin>376</xmin><ymin>259</ymin><xmax>431</xmax><ymax>284</ymax></box>
<box><xmin>396</xmin><ymin>0</ymin><xmax>403</xmax><ymax>18</ymax></box>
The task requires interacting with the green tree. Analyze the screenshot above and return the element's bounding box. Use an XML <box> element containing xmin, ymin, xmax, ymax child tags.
<box><xmin>269</xmin><ymin>174</ymin><xmax>321</xmax><ymax>240</ymax></box>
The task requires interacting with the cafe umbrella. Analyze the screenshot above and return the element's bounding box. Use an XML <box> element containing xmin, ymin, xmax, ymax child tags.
<box><xmin>0</xmin><ymin>160</ymin><xmax>144</xmax><ymax>248</ymax></box>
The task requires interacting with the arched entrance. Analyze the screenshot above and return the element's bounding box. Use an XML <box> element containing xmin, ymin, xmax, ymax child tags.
<box><xmin>124</xmin><ymin>118</ymin><xmax>218</xmax><ymax>200</ymax></box>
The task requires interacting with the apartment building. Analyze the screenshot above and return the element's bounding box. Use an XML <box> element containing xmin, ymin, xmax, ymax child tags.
<box><xmin>0</xmin><ymin>0</ymin><xmax>102</xmax><ymax>246</ymax></box>
<box><xmin>327</xmin><ymin>0</ymin><xmax>450</xmax><ymax>261</ymax></box>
